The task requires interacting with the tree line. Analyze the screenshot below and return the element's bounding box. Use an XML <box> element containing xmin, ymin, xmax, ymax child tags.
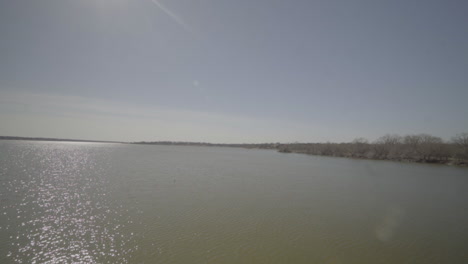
<box><xmin>278</xmin><ymin>133</ymin><xmax>468</xmax><ymax>166</ymax></box>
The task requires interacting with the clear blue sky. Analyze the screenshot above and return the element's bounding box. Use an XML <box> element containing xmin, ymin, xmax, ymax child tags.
<box><xmin>1</xmin><ymin>0</ymin><xmax>467</xmax><ymax>143</ymax></box>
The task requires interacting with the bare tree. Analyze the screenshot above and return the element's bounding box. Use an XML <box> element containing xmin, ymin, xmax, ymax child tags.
<box><xmin>402</xmin><ymin>134</ymin><xmax>444</xmax><ymax>162</ymax></box>
<box><xmin>373</xmin><ymin>134</ymin><xmax>402</xmax><ymax>159</ymax></box>
<box><xmin>403</xmin><ymin>134</ymin><xmax>422</xmax><ymax>159</ymax></box>
<box><xmin>451</xmin><ymin>133</ymin><xmax>468</xmax><ymax>160</ymax></box>
<box><xmin>351</xmin><ymin>138</ymin><xmax>370</xmax><ymax>158</ymax></box>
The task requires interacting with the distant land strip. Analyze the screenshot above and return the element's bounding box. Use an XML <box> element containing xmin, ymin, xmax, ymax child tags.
<box><xmin>2</xmin><ymin>133</ymin><xmax>467</xmax><ymax>167</ymax></box>
<box><xmin>134</xmin><ymin>133</ymin><xmax>468</xmax><ymax>167</ymax></box>
<box><xmin>0</xmin><ymin>136</ymin><xmax>123</xmax><ymax>144</ymax></box>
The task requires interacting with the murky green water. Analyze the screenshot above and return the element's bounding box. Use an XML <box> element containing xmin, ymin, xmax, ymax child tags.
<box><xmin>1</xmin><ymin>141</ymin><xmax>467</xmax><ymax>263</ymax></box>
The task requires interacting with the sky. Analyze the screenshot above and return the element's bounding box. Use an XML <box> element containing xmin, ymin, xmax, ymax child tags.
<box><xmin>0</xmin><ymin>0</ymin><xmax>467</xmax><ymax>143</ymax></box>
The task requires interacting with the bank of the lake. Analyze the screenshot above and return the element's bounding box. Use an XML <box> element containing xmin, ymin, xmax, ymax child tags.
<box><xmin>134</xmin><ymin>140</ymin><xmax>468</xmax><ymax>167</ymax></box>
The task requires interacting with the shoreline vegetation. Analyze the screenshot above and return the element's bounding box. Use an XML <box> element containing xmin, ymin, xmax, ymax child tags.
<box><xmin>134</xmin><ymin>133</ymin><xmax>468</xmax><ymax>167</ymax></box>
<box><xmin>2</xmin><ymin>133</ymin><xmax>468</xmax><ymax>167</ymax></box>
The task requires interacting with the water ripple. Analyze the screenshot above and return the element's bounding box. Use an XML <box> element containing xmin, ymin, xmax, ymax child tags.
<box><xmin>0</xmin><ymin>142</ymin><xmax>136</xmax><ymax>263</ymax></box>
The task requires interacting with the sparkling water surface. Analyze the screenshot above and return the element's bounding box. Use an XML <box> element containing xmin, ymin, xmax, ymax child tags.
<box><xmin>1</xmin><ymin>141</ymin><xmax>467</xmax><ymax>263</ymax></box>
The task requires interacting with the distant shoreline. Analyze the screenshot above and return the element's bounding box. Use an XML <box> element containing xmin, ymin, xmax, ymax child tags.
<box><xmin>0</xmin><ymin>136</ymin><xmax>123</xmax><ymax>144</ymax></box>
<box><xmin>2</xmin><ymin>135</ymin><xmax>467</xmax><ymax>167</ymax></box>
<box><xmin>133</xmin><ymin>140</ymin><xmax>468</xmax><ymax>167</ymax></box>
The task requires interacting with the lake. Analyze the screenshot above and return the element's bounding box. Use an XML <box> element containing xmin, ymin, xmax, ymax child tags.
<box><xmin>0</xmin><ymin>141</ymin><xmax>467</xmax><ymax>263</ymax></box>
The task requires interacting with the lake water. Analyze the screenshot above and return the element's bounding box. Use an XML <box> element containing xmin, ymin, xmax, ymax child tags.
<box><xmin>0</xmin><ymin>141</ymin><xmax>467</xmax><ymax>263</ymax></box>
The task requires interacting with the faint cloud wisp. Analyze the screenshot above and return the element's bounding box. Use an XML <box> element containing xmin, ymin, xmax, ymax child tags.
<box><xmin>149</xmin><ymin>0</ymin><xmax>194</xmax><ymax>33</ymax></box>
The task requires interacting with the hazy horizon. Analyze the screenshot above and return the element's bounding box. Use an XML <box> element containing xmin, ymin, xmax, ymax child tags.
<box><xmin>1</xmin><ymin>0</ymin><xmax>467</xmax><ymax>143</ymax></box>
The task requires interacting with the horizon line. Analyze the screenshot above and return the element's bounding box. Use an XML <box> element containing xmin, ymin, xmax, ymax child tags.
<box><xmin>1</xmin><ymin>133</ymin><xmax>465</xmax><ymax>145</ymax></box>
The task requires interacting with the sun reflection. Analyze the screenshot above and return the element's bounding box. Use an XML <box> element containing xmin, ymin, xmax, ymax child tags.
<box><xmin>0</xmin><ymin>143</ymin><xmax>136</xmax><ymax>263</ymax></box>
